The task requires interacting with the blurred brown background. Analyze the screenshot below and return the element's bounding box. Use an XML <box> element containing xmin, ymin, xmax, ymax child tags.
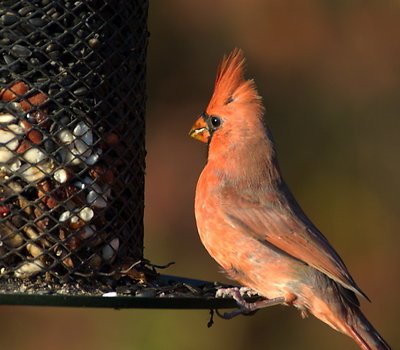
<box><xmin>1</xmin><ymin>0</ymin><xmax>399</xmax><ymax>349</ymax></box>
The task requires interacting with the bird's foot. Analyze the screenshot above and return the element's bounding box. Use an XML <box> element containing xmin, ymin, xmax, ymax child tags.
<box><xmin>215</xmin><ymin>286</ymin><xmax>259</xmax><ymax>299</ymax></box>
<box><xmin>215</xmin><ymin>287</ymin><xmax>286</xmax><ymax>319</ymax></box>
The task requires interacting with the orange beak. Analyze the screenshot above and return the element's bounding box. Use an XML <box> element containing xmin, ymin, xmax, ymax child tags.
<box><xmin>189</xmin><ymin>116</ymin><xmax>210</xmax><ymax>143</ymax></box>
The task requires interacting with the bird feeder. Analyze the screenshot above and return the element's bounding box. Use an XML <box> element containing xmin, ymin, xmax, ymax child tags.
<box><xmin>0</xmin><ymin>0</ymin><xmax>241</xmax><ymax>311</ymax></box>
<box><xmin>0</xmin><ymin>0</ymin><xmax>146</xmax><ymax>280</ymax></box>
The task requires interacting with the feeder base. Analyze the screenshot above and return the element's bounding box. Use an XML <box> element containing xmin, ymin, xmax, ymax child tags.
<box><xmin>0</xmin><ymin>274</ymin><xmax>261</xmax><ymax>309</ymax></box>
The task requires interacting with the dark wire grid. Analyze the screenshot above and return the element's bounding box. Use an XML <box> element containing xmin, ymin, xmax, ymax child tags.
<box><xmin>0</xmin><ymin>0</ymin><xmax>148</xmax><ymax>281</ymax></box>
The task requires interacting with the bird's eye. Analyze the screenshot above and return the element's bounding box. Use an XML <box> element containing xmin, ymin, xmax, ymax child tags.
<box><xmin>210</xmin><ymin>116</ymin><xmax>221</xmax><ymax>128</ymax></box>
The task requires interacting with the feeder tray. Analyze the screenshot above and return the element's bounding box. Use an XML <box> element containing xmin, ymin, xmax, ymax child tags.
<box><xmin>0</xmin><ymin>272</ymin><xmax>250</xmax><ymax>309</ymax></box>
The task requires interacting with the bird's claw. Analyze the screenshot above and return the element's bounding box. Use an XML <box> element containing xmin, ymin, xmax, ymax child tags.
<box><xmin>215</xmin><ymin>287</ymin><xmax>286</xmax><ymax>319</ymax></box>
<box><xmin>215</xmin><ymin>286</ymin><xmax>259</xmax><ymax>299</ymax></box>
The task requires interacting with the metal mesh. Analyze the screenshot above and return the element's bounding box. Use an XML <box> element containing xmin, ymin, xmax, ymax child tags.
<box><xmin>0</xmin><ymin>0</ymin><xmax>147</xmax><ymax>281</ymax></box>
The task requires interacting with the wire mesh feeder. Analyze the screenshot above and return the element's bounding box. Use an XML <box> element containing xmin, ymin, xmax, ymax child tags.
<box><xmin>0</xmin><ymin>0</ymin><xmax>147</xmax><ymax>285</ymax></box>
<box><xmin>0</xmin><ymin>0</ymin><xmax>255</xmax><ymax>313</ymax></box>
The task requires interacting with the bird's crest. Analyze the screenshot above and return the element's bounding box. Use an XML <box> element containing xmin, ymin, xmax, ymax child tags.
<box><xmin>206</xmin><ymin>48</ymin><xmax>262</xmax><ymax>114</ymax></box>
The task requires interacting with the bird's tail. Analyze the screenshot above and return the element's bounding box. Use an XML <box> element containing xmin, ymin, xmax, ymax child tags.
<box><xmin>339</xmin><ymin>306</ymin><xmax>391</xmax><ymax>350</ymax></box>
<box><xmin>308</xmin><ymin>284</ymin><xmax>391</xmax><ymax>350</ymax></box>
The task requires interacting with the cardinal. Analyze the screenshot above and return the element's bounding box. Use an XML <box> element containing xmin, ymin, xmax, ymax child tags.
<box><xmin>189</xmin><ymin>49</ymin><xmax>390</xmax><ymax>350</ymax></box>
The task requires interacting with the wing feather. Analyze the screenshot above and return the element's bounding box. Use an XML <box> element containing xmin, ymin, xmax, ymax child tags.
<box><xmin>223</xmin><ymin>182</ymin><xmax>368</xmax><ymax>300</ymax></box>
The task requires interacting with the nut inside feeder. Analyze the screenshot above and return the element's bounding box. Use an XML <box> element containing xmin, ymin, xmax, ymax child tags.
<box><xmin>0</xmin><ymin>0</ymin><xmax>147</xmax><ymax>284</ymax></box>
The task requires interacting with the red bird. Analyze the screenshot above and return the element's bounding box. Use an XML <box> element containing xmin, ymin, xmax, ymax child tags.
<box><xmin>189</xmin><ymin>49</ymin><xmax>390</xmax><ymax>350</ymax></box>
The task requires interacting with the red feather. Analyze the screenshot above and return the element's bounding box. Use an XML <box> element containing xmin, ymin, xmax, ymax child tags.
<box><xmin>190</xmin><ymin>49</ymin><xmax>390</xmax><ymax>350</ymax></box>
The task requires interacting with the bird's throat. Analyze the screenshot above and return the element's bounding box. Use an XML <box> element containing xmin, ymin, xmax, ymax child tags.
<box><xmin>207</xmin><ymin>141</ymin><xmax>281</xmax><ymax>189</ymax></box>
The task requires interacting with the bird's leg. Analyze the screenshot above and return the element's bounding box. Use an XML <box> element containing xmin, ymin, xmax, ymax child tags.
<box><xmin>215</xmin><ymin>287</ymin><xmax>286</xmax><ymax>319</ymax></box>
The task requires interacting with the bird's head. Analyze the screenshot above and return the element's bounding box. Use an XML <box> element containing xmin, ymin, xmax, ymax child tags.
<box><xmin>189</xmin><ymin>49</ymin><xmax>280</xmax><ymax>185</ymax></box>
<box><xmin>189</xmin><ymin>48</ymin><xmax>266</xmax><ymax>148</ymax></box>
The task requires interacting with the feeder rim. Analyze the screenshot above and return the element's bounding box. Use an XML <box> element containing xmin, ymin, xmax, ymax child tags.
<box><xmin>0</xmin><ymin>274</ymin><xmax>248</xmax><ymax>309</ymax></box>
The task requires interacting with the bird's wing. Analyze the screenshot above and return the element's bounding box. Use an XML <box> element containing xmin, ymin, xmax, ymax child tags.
<box><xmin>223</xmin><ymin>185</ymin><xmax>368</xmax><ymax>300</ymax></box>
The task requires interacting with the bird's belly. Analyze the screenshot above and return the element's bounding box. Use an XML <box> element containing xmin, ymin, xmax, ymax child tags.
<box><xmin>198</xmin><ymin>222</ymin><xmax>304</xmax><ymax>300</ymax></box>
